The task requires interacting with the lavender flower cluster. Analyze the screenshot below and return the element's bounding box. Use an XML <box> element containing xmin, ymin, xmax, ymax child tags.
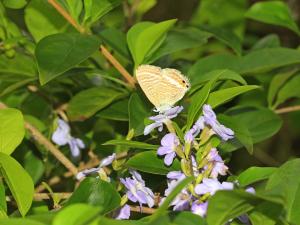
<box><xmin>53</xmin><ymin>105</ymin><xmax>253</xmax><ymax>221</ymax></box>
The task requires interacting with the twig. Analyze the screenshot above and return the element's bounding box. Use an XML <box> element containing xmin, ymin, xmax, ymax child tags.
<box><xmin>275</xmin><ymin>105</ymin><xmax>300</xmax><ymax>114</ymax></box>
<box><xmin>100</xmin><ymin>45</ymin><xmax>136</xmax><ymax>88</ymax></box>
<box><xmin>47</xmin><ymin>0</ymin><xmax>136</xmax><ymax>88</ymax></box>
<box><xmin>47</xmin><ymin>0</ymin><xmax>85</xmax><ymax>33</ymax></box>
<box><xmin>129</xmin><ymin>205</ymin><xmax>156</xmax><ymax>214</ymax></box>
<box><xmin>0</xmin><ymin>102</ymin><xmax>78</xmax><ymax>176</ymax></box>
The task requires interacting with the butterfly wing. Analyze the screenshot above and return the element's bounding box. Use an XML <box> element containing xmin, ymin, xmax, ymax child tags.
<box><xmin>136</xmin><ymin>65</ymin><xmax>189</xmax><ymax>111</ymax></box>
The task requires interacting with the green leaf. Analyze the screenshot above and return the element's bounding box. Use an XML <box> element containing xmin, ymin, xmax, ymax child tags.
<box><xmin>63</xmin><ymin>0</ymin><xmax>83</xmax><ymax>22</ymax></box>
<box><xmin>245</xmin><ymin>1</ymin><xmax>300</xmax><ymax>35</ymax></box>
<box><xmin>97</xmin><ymin>99</ymin><xmax>129</xmax><ymax>121</ymax></box>
<box><xmin>229</xmin><ymin>107</ymin><xmax>282</xmax><ymax>143</ymax></box>
<box><xmin>35</xmin><ymin>33</ymin><xmax>100</xmax><ymax>85</ymax></box>
<box><xmin>0</xmin><ymin>108</ymin><xmax>25</xmax><ymax>155</ymax></box>
<box><xmin>103</xmin><ymin>140</ymin><xmax>159</xmax><ymax>150</ymax></box>
<box><xmin>0</xmin><ymin>218</ymin><xmax>46</xmax><ymax>225</ymax></box>
<box><xmin>200</xmin><ymin>25</ymin><xmax>242</xmax><ymax>55</ymax></box>
<box><xmin>187</xmin><ymin>71</ymin><xmax>222</xmax><ymax>129</ymax></box>
<box><xmin>0</xmin><ymin>181</ymin><xmax>7</xmax><ymax>218</ymax></box>
<box><xmin>53</xmin><ymin>204</ymin><xmax>101</xmax><ymax>225</ymax></box>
<box><xmin>126</xmin><ymin>151</ymin><xmax>180</xmax><ymax>175</ymax></box>
<box><xmin>268</xmin><ymin>70</ymin><xmax>297</xmax><ymax>108</ymax></box>
<box><xmin>67</xmin><ymin>87</ymin><xmax>126</xmax><ymax>121</ymax></box>
<box><xmin>251</xmin><ymin>34</ymin><xmax>280</xmax><ymax>51</ymax></box>
<box><xmin>206</xmin><ymin>190</ymin><xmax>283</xmax><ymax>225</ymax></box>
<box><xmin>237</xmin><ymin>167</ymin><xmax>277</xmax><ymax>187</ymax></box>
<box><xmin>273</xmin><ymin>73</ymin><xmax>300</xmax><ymax>108</ymax></box>
<box><xmin>188</xmin><ymin>48</ymin><xmax>300</xmax><ymax>79</ymax></box>
<box><xmin>25</xmin><ymin>0</ymin><xmax>70</xmax><ymax>42</ymax></box>
<box><xmin>128</xmin><ymin>93</ymin><xmax>151</xmax><ymax>136</ymax></box>
<box><xmin>67</xmin><ymin>177</ymin><xmax>120</xmax><ymax>215</ymax></box>
<box><xmin>146</xmin><ymin>27</ymin><xmax>210</xmax><ymax>63</ymax></box>
<box><xmin>3</xmin><ymin>0</ymin><xmax>27</xmax><ymax>9</ymax></box>
<box><xmin>266</xmin><ymin>158</ymin><xmax>300</xmax><ymax>224</ymax></box>
<box><xmin>149</xmin><ymin>176</ymin><xmax>194</xmax><ymax>223</ymax></box>
<box><xmin>83</xmin><ymin>0</ymin><xmax>122</xmax><ymax>25</ymax></box>
<box><xmin>218</xmin><ymin>115</ymin><xmax>253</xmax><ymax>154</ymax></box>
<box><xmin>0</xmin><ymin>153</ymin><xmax>34</xmax><ymax>216</ymax></box>
<box><xmin>127</xmin><ymin>19</ymin><xmax>177</xmax><ymax>67</ymax></box>
<box><xmin>207</xmin><ymin>85</ymin><xmax>260</xmax><ymax>108</ymax></box>
<box><xmin>189</xmin><ymin>69</ymin><xmax>246</xmax><ymax>92</ymax></box>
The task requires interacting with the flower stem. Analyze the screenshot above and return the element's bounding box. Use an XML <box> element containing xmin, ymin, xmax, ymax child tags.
<box><xmin>164</xmin><ymin>119</ymin><xmax>176</xmax><ymax>133</ymax></box>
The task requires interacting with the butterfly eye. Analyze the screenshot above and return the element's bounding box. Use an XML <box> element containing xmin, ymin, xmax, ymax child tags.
<box><xmin>182</xmin><ymin>80</ymin><xmax>186</xmax><ymax>84</ymax></box>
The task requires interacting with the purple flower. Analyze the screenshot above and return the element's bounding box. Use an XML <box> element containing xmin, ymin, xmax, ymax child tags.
<box><xmin>157</xmin><ymin>133</ymin><xmax>180</xmax><ymax>166</ymax></box>
<box><xmin>246</xmin><ymin>187</ymin><xmax>255</xmax><ymax>194</ymax></box>
<box><xmin>191</xmin><ymin>201</ymin><xmax>208</xmax><ymax>217</ymax></box>
<box><xmin>144</xmin><ymin>106</ymin><xmax>184</xmax><ymax>135</ymax></box>
<box><xmin>76</xmin><ymin>153</ymin><xmax>116</xmax><ymax>180</ymax></box>
<box><xmin>202</xmin><ymin>104</ymin><xmax>234</xmax><ymax>141</ymax></box>
<box><xmin>115</xmin><ymin>204</ymin><xmax>131</xmax><ymax>220</ymax></box>
<box><xmin>120</xmin><ymin>170</ymin><xmax>155</xmax><ymax>208</ymax></box>
<box><xmin>184</xmin><ymin>117</ymin><xmax>205</xmax><ymax>143</ymax></box>
<box><xmin>195</xmin><ymin>178</ymin><xmax>234</xmax><ymax>196</ymax></box>
<box><xmin>52</xmin><ymin>119</ymin><xmax>85</xmax><ymax>157</ymax></box>
<box><xmin>206</xmin><ymin>148</ymin><xmax>228</xmax><ymax>178</ymax></box>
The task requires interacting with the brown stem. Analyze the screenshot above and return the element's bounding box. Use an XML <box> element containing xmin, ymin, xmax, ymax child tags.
<box><xmin>275</xmin><ymin>105</ymin><xmax>300</xmax><ymax>114</ymax></box>
<box><xmin>129</xmin><ymin>205</ymin><xmax>156</xmax><ymax>214</ymax></box>
<box><xmin>100</xmin><ymin>45</ymin><xmax>136</xmax><ymax>88</ymax></box>
<box><xmin>0</xmin><ymin>102</ymin><xmax>78</xmax><ymax>176</ymax></box>
<box><xmin>47</xmin><ymin>0</ymin><xmax>85</xmax><ymax>33</ymax></box>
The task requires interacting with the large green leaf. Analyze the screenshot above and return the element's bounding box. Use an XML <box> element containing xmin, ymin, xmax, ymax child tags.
<box><xmin>200</xmin><ymin>25</ymin><xmax>242</xmax><ymax>55</ymax></box>
<box><xmin>245</xmin><ymin>1</ymin><xmax>300</xmax><ymax>35</ymax></box>
<box><xmin>97</xmin><ymin>99</ymin><xmax>129</xmax><ymax>121</ymax></box>
<box><xmin>238</xmin><ymin>167</ymin><xmax>277</xmax><ymax>187</ymax></box>
<box><xmin>103</xmin><ymin>140</ymin><xmax>159</xmax><ymax>150</ymax></box>
<box><xmin>126</xmin><ymin>151</ymin><xmax>180</xmax><ymax>175</ymax></box>
<box><xmin>266</xmin><ymin>159</ymin><xmax>300</xmax><ymax>224</ymax></box>
<box><xmin>273</xmin><ymin>74</ymin><xmax>300</xmax><ymax>108</ymax></box>
<box><xmin>206</xmin><ymin>190</ymin><xmax>283</xmax><ymax>225</ymax></box>
<box><xmin>207</xmin><ymin>85</ymin><xmax>259</xmax><ymax>108</ymax></box>
<box><xmin>127</xmin><ymin>19</ymin><xmax>176</xmax><ymax>67</ymax></box>
<box><xmin>146</xmin><ymin>27</ymin><xmax>210</xmax><ymax>63</ymax></box>
<box><xmin>188</xmin><ymin>48</ymin><xmax>300</xmax><ymax>79</ymax></box>
<box><xmin>35</xmin><ymin>33</ymin><xmax>100</xmax><ymax>85</ymax></box>
<box><xmin>128</xmin><ymin>93</ymin><xmax>151</xmax><ymax>136</ymax></box>
<box><xmin>24</xmin><ymin>0</ymin><xmax>70</xmax><ymax>42</ymax></box>
<box><xmin>67</xmin><ymin>87</ymin><xmax>126</xmax><ymax>121</ymax></box>
<box><xmin>0</xmin><ymin>153</ymin><xmax>34</xmax><ymax>216</ymax></box>
<box><xmin>229</xmin><ymin>107</ymin><xmax>282</xmax><ymax>143</ymax></box>
<box><xmin>0</xmin><ymin>218</ymin><xmax>46</xmax><ymax>225</ymax></box>
<box><xmin>3</xmin><ymin>0</ymin><xmax>27</xmax><ymax>9</ymax></box>
<box><xmin>53</xmin><ymin>204</ymin><xmax>101</xmax><ymax>225</ymax></box>
<box><xmin>67</xmin><ymin>177</ymin><xmax>120</xmax><ymax>215</ymax></box>
<box><xmin>0</xmin><ymin>108</ymin><xmax>25</xmax><ymax>155</ymax></box>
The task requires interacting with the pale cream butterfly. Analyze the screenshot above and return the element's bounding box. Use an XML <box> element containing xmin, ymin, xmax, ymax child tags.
<box><xmin>136</xmin><ymin>65</ymin><xmax>190</xmax><ymax>112</ymax></box>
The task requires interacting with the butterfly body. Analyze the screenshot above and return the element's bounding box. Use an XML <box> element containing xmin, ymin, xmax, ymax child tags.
<box><xmin>136</xmin><ymin>65</ymin><xmax>190</xmax><ymax>112</ymax></box>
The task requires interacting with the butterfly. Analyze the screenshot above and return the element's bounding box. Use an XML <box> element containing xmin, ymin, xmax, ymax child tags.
<box><xmin>136</xmin><ymin>65</ymin><xmax>190</xmax><ymax>112</ymax></box>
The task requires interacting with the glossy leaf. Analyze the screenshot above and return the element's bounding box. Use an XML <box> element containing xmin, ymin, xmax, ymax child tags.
<box><xmin>35</xmin><ymin>33</ymin><xmax>100</xmax><ymax>85</ymax></box>
<box><xmin>103</xmin><ymin>140</ymin><xmax>159</xmax><ymax>150</ymax></box>
<box><xmin>67</xmin><ymin>177</ymin><xmax>121</xmax><ymax>214</ymax></box>
<box><xmin>266</xmin><ymin>159</ymin><xmax>300</xmax><ymax>223</ymax></box>
<box><xmin>128</xmin><ymin>93</ymin><xmax>151</xmax><ymax>136</ymax></box>
<box><xmin>146</xmin><ymin>27</ymin><xmax>210</xmax><ymax>63</ymax></box>
<box><xmin>273</xmin><ymin>74</ymin><xmax>300</xmax><ymax>108</ymax></box>
<box><xmin>238</xmin><ymin>167</ymin><xmax>277</xmax><ymax>187</ymax></box>
<box><xmin>127</xmin><ymin>19</ymin><xmax>177</xmax><ymax>67</ymax></box>
<box><xmin>0</xmin><ymin>153</ymin><xmax>34</xmax><ymax>216</ymax></box>
<box><xmin>67</xmin><ymin>87</ymin><xmax>126</xmax><ymax>121</ymax></box>
<box><xmin>53</xmin><ymin>204</ymin><xmax>101</xmax><ymax>225</ymax></box>
<box><xmin>126</xmin><ymin>151</ymin><xmax>181</xmax><ymax>175</ymax></box>
<box><xmin>200</xmin><ymin>25</ymin><xmax>242</xmax><ymax>55</ymax></box>
<box><xmin>0</xmin><ymin>108</ymin><xmax>25</xmax><ymax>155</ymax></box>
<box><xmin>25</xmin><ymin>0</ymin><xmax>69</xmax><ymax>42</ymax></box>
<box><xmin>246</xmin><ymin>1</ymin><xmax>300</xmax><ymax>35</ymax></box>
<box><xmin>97</xmin><ymin>99</ymin><xmax>129</xmax><ymax>121</ymax></box>
<box><xmin>207</xmin><ymin>85</ymin><xmax>259</xmax><ymax>109</ymax></box>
